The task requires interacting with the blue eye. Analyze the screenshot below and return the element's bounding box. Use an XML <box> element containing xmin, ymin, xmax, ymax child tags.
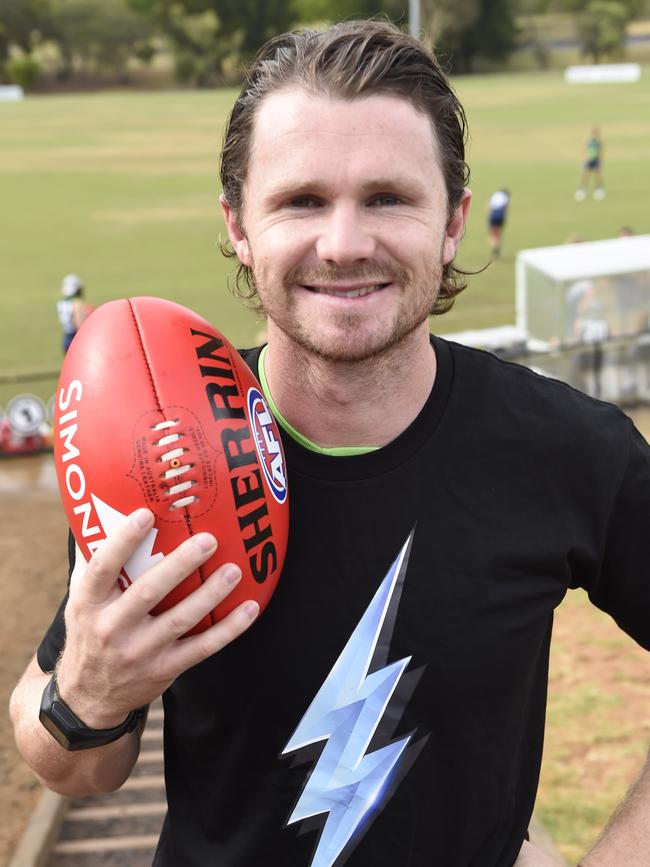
<box><xmin>371</xmin><ymin>195</ymin><xmax>400</xmax><ymax>206</ymax></box>
<box><xmin>290</xmin><ymin>196</ymin><xmax>320</xmax><ymax>208</ymax></box>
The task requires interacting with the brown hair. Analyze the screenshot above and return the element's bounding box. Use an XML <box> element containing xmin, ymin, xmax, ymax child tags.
<box><xmin>220</xmin><ymin>19</ymin><xmax>470</xmax><ymax>315</ymax></box>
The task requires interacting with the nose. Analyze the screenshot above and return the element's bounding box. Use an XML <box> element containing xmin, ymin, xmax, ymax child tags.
<box><xmin>315</xmin><ymin>203</ymin><xmax>376</xmax><ymax>266</ymax></box>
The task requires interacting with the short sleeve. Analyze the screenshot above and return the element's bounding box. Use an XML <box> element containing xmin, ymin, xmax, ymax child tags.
<box><xmin>588</xmin><ymin>421</ymin><xmax>650</xmax><ymax>649</ymax></box>
<box><xmin>36</xmin><ymin>530</ymin><xmax>75</xmax><ymax>672</ymax></box>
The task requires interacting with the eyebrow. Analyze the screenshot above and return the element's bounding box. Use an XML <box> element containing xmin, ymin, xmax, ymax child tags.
<box><xmin>264</xmin><ymin>175</ymin><xmax>428</xmax><ymax>205</ymax></box>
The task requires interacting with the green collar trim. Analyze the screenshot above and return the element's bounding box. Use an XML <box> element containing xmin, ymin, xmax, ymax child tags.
<box><xmin>257</xmin><ymin>345</ymin><xmax>378</xmax><ymax>457</ymax></box>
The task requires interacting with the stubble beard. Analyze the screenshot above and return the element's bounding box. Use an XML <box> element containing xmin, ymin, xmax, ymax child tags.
<box><xmin>251</xmin><ymin>259</ymin><xmax>443</xmax><ymax>364</ymax></box>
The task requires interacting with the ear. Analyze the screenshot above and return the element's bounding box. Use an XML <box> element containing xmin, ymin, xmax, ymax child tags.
<box><xmin>220</xmin><ymin>194</ymin><xmax>252</xmax><ymax>267</ymax></box>
<box><xmin>442</xmin><ymin>189</ymin><xmax>472</xmax><ymax>265</ymax></box>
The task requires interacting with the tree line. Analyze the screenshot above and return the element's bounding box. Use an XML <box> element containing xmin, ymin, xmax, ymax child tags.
<box><xmin>1</xmin><ymin>0</ymin><xmax>648</xmax><ymax>90</ymax></box>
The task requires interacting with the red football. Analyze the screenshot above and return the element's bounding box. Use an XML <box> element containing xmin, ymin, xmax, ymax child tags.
<box><xmin>53</xmin><ymin>296</ymin><xmax>288</xmax><ymax>634</ymax></box>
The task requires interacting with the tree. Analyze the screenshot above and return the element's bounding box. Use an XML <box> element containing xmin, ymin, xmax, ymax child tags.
<box><xmin>166</xmin><ymin>8</ymin><xmax>238</xmax><ymax>86</ymax></box>
<box><xmin>293</xmin><ymin>0</ymin><xmax>407</xmax><ymax>25</ymax></box>
<box><xmin>0</xmin><ymin>0</ymin><xmax>54</xmax><ymax>54</ymax></box>
<box><xmin>576</xmin><ymin>0</ymin><xmax>630</xmax><ymax>61</ymax></box>
<box><xmin>422</xmin><ymin>0</ymin><xmax>519</xmax><ymax>72</ymax></box>
<box><xmin>0</xmin><ymin>22</ymin><xmax>8</xmax><ymax>77</ymax></box>
<box><xmin>127</xmin><ymin>0</ymin><xmax>232</xmax><ymax>83</ymax></box>
<box><xmin>130</xmin><ymin>0</ymin><xmax>295</xmax><ymax>64</ymax></box>
<box><xmin>542</xmin><ymin>0</ymin><xmax>648</xmax><ymax>14</ymax></box>
<box><xmin>50</xmin><ymin>0</ymin><xmax>155</xmax><ymax>77</ymax></box>
<box><xmin>198</xmin><ymin>0</ymin><xmax>294</xmax><ymax>56</ymax></box>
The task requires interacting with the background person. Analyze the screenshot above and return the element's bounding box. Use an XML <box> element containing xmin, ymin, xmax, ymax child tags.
<box><xmin>10</xmin><ymin>21</ymin><xmax>650</xmax><ymax>867</ymax></box>
<box><xmin>487</xmin><ymin>188</ymin><xmax>510</xmax><ymax>259</ymax></box>
<box><xmin>575</xmin><ymin>126</ymin><xmax>605</xmax><ymax>201</ymax></box>
<box><xmin>56</xmin><ymin>273</ymin><xmax>92</xmax><ymax>353</ymax></box>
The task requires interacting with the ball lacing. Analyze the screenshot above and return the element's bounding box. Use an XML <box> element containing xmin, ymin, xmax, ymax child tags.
<box><xmin>151</xmin><ymin>419</ymin><xmax>199</xmax><ymax>510</ymax></box>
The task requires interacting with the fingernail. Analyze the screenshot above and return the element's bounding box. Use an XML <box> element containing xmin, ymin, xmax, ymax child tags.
<box><xmin>194</xmin><ymin>534</ymin><xmax>216</xmax><ymax>553</ymax></box>
<box><xmin>244</xmin><ymin>601</ymin><xmax>259</xmax><ymax>620</ymax></box>
<box><xmin>130</xmin><ymin>509</ymin><xmax>152</xmax><ymax>529</ymax></box>
<box><xmin>225</xmin><ymin>565</ymin><xmax>242</xmax><ymax>585</ymax></box>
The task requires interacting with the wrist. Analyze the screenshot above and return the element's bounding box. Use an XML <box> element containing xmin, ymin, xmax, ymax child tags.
<box><xmin>40</xmin><ymin>671</ymin><xmax>145</xmax><ymax>752</ymax></box>
<box><xmin>55</xmin><ymin>665</ymin><xmax>128</xmax><ymax>730</ymax></box>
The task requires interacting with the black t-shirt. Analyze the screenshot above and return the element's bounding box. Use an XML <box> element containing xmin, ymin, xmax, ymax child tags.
<box><xmin>38</xmin><ymin>337</ymin><xmax>650</xmax><ymax>867</ymax></box>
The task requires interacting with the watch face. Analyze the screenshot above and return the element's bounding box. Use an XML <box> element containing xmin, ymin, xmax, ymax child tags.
<box><xmin>39</xmin><ymin>707</ymin><xmax>72</xmax><ymax>750</ymax></box>
<box><xmin>39</xmin><ymin>677</ymin><xmax>80</xmax><ymax>749</ymax></box>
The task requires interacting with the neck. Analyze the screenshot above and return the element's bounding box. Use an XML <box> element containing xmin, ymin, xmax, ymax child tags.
<box><xmin>263</xmin><ymin>322</ymin><xmax>436</xmax><ymax>448</ymax></box>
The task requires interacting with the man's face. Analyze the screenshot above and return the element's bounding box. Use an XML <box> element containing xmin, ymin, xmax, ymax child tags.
<box><xmin>222</xmin><ymin>88</ymin><xmax>470</xmax><ymax>363</ymax></box>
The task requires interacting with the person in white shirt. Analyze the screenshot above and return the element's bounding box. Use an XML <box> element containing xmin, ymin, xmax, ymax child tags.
<box><xmin>487</xmin><ymin>189</ymin><xmax>510</xmax><ymax>259</ymax></box>
<box><xmin>56</xmin><ymin>273</ymin><xmax>92</xmax><ymax>353</ymax></box>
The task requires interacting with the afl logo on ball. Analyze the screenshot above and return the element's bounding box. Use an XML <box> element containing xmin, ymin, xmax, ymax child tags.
<box><xmin>247</xmin><ymin>388</ymin><xmax>287</xmax><ymax>504</ymax></box>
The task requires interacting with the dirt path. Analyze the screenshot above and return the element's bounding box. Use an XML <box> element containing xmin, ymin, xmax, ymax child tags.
<box><xmin>0</xmin><ymin>456</ymin><xmax>69</xmax><ymax>866</ymax></box>
<box><xmin>2</xmin><ymin>407</ymin><xmax>649</xmax><ymax>864</ymax></box>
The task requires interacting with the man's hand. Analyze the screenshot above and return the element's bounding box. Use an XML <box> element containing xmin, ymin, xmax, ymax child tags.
<box><xmin>514</xmin><ymin>840</ymin><xmax>564</xmax><ymax>867</ymax></box>
<box><xmin>56</xmin><ymin>507</ymin><xmax>259</xmax><ymax>728</ymax></box>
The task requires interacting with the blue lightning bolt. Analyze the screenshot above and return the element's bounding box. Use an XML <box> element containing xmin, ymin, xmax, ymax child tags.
<box><xmin>282</xmin><ymin>534</ymin><xmax>415</xmax><ymax>867</ymax></box>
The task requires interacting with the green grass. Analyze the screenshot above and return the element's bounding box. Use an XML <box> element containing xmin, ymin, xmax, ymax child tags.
<box><xmin>445</xmin><ymin>68</ymin><xmax>650</xmax><ymax>334</ymax></box>
<box><xmin>0</xmin><ymin>89</ymin><xmax>260</xmax><ymax>406</ymax></box>
<box><xmin>1</xmin><ymin>70</ymin><xmax>650</xmax><ymax>403</ymax></box>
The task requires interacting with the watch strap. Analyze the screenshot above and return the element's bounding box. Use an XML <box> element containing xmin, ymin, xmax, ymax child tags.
<box><xmin>39</xmin><ymin>672</ymin><xmax>145</xmax><ymax>751</ymax></box>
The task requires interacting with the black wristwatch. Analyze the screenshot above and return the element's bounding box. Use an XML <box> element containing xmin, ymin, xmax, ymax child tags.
<box><xmin>39</xmin><ymin>672</ymin><xmax>145</xmax><ymax>751</ymax></box>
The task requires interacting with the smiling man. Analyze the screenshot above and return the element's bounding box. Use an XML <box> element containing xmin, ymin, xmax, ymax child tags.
<box><xmin>10</xmin><ymin>20</ymin><xmax>650</xmax><ymax>867</ymax></box>
<box><xmin>221</xmin><ymin>85</ymin><xmax>468</xmax><ymax>448</ymax></box>
<box><xmin>223</xmin><ymin>89</ymin><xmax>465</xmax><ymax>364</ymax></box>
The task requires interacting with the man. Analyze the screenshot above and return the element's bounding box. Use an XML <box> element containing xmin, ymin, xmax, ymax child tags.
<box><xmin>10</xmin><ymin>21</ymin><xmax>650</xmax><ymax>867</ymax></box>
<box><xmin>487</xmin><ymin>188</ymin><xmax>510</xmax><ymax>260</ymax></box>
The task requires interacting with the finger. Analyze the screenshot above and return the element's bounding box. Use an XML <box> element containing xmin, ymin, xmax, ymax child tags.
<box><xmin>114</xmin><ymin>531</ymin><xmax>217</xmax><ymax>626</ymax></box>
<box><xmin>149</xmin><ymin>562</ymin><xmax>243</xmax><ymax>644</ymax></box>
<box><xmin>69</xmin><ymin>543</ymin><xmax>88</xmax><ymax>595</ymax></box>
<box><xmin>165</xmin><ymin>599</ymin><xmax>260</xmax><ymax>675</ymax></box>
<box><xmin>80</xmin><ymin>508</ymin><xmax>155</xmax><ymax>604</ymax></box>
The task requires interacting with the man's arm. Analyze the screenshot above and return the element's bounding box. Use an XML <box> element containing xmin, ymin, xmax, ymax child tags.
<box><xmin>9</xmin><ymin>654</ymin><xmax>144</xmax><ymax>796</ymax></box>
<box><xmin>579</xmin><ymin>748</ymin><xmax>650</xmax><ymax>866</ymax></box>
<box><xmin>512</xmin><ymin>748</ymin><xmax>650</xmax><ymax>867</ymax></box>
<box><xmin>9</xmin><ymin>508</ymin><xmax>258</xmax><ymax>798</ymax></box>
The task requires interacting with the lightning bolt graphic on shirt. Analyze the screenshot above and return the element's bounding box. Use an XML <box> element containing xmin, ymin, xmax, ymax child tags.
<box><xmin>282</xmin><ymin>533</ymin><xmax>419</xmax><ymax>867</ymax></box>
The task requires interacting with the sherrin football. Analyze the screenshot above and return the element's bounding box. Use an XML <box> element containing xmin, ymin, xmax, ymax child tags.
<box><xmin>53</xmin><ymin>296</ymin><xmax>288</xmax><ymax>635</ymax></box>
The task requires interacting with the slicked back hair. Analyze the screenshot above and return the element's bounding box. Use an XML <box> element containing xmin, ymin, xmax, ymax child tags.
<box><xmin>220</xmin><ymin>19</ymin><xmax>470</xmax><ymax>315</ymax></box>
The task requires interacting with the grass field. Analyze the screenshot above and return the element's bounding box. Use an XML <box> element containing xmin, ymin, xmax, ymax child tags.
<box><xmin>2</xmin><ymin>68</ymin><xmax>650</xmax><ymax>388</ymax></box>
<box><xmin>2</xmin><ymin>70</ymin><xmax>650</xmax><ymax>860</ymax></box>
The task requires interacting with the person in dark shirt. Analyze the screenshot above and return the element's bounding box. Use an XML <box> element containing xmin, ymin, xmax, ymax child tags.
<box><xmin>575</xmin><ymin>126</ymin><xmax>605</xmax><ymax>201</ymax></box>
<box><xmin>10</xmin><ymin>21</ymin><xmax>650</xmax><ymax>867</ymax></box>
